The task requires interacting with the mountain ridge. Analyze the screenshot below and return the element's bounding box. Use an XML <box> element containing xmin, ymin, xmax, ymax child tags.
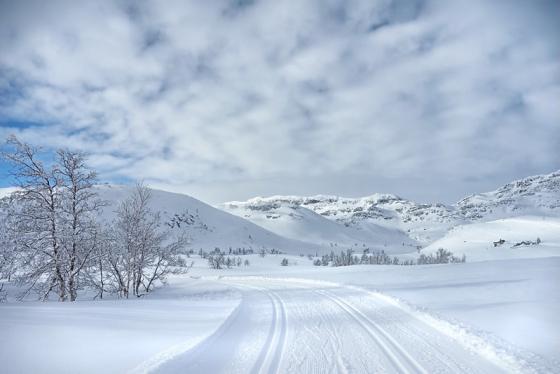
<box><xmin>221</xmin><ymin>170</ymin><xmax>560</xmax><ymax>245</ymax></box>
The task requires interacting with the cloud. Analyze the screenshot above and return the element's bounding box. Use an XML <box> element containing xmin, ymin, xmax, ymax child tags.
<box><xmin>0</xmin><ymin>0</ymin><xmax>558</xmax><ymax>203</ymax></box>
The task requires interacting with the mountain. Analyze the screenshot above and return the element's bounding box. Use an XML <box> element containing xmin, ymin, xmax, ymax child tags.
<box><xmin>95</xmin><ymin>185</ymin><xmax>328</xmax><ymax>254</ymax></box>
<box><xmin>0</xmin><ymin>184</ymin><xmax>322</xmax><ymax>255</ymax></box>
<box><xmin>221</xmin><ymin>170</ymin><xmax>560</xmax><ymax>246</ymax></box>
<box><xmin>221</xmin><ymin>194</ymin><xmax>462</xmax><ymax>245</ymax></box>
<box><xmin>3</xmin><ymin>170</ymin><xmax>558</xmax><ymax>255</ymax></box>
<box><xmin>457</xmin><ymin>170</ymin><xmax>560</xmax><ymax>220</ymax></box>
<box><xmin>220</xmin><ymin>197</ymin><xmax>418</xmax><ymax>253</ymax></box>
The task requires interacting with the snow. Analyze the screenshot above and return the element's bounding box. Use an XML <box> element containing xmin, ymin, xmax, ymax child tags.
<box><xmin>222</xmin><ymin>193</ymin><xmax>462</xmax><ymax>245</ymax></box>
<box><xmin>94</xmin><ymin>185</ymin><xmax>323</xmax><ymax>254</ymax></box>
<box><xmin>181</xmin><ymin>253</ymin><xmax>560</xmax><ymax>367</ymax></box>
<box><xmin>458</xmin><ymin>170</ymin><xmax>560</xmax><ymax>220</ymax></box>
<box><xmin>0</xmin><ymin>187</ymin><xmax>17</xmax><ymax>199</ymax></box>
<box><xmin>1</xmin><ymin>170</ymin><xmax>559</xmax><ymax>373</ymax></box>
<box><xmin>0</xmin><ymin>280</ymin><xmax>240</xmax><ymax>374</ymax></box>
<box><xmin>422</xmin><ymin>216</ymin><xmax>560</xmax><ymax>261</ymax></box>
<box><xmin>1</xmin><ymin>254</ymin><xmax>559</xmax><ymax>373</ymax></box>
<box><xmin>221</xmin><ymin>199</ymin><xmax>417</xmax><ymax>254</ymax></box>
<box><xmin>222</xmin><ymin>169</ymin><xmax>560</xmax><ymax>247</ymax></box>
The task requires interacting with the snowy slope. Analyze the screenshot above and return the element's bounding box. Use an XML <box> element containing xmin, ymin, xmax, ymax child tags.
<box><xmin>458</xmin><ymin>170</ymin><xmax>560</xmax><ymax>220</ymax></box>
<box><xmin>93</xmin><ymin>185</ymin><xmax>323</xmax><ymax>254</ymax></box>
<box><xmin>222</xmin><ymin>194</ymin><xmax>461</xmax><ymax>245</ymax></box>
<box><xmin>3</xmin><ymin>169</ymin><xmax>559</xmax><ymax>254</ymax></box>
<box><xmin>0</xmin><ymin>187</ymin><xmax>17</xmax><ymax>199</ymax></box>
<box><xmin>222</xmin><ymin>170</ymin><xmax>560</xmax><ymax>246</ymax></box>
<box><xmin>422</xmin><ymin>216</ymin><xmax>560</xmax><ymax>262</ymax></box>
<box><xmin>221</xmin><ymin>197</ymin><xmax>418</xmax><ymax>253</ymax></box>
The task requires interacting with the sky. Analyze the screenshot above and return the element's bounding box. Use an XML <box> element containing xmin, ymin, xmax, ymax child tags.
<box><xmin>0</xmin><ymin>0</ymin><xmax>559</xmax><ymax>204</ymax></box>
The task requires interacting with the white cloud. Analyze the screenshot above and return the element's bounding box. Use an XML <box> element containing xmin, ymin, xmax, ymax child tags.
<box><xmin>0</xmin><ymin>0</ymin><xmax>558</xmax><ymax>203</ymax></box>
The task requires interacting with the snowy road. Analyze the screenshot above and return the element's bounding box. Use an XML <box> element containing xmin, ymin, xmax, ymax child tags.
<box><xmin>151</xmin><ymin>277</ymin><xmax>514</xmax><ymax>374</ymax></box>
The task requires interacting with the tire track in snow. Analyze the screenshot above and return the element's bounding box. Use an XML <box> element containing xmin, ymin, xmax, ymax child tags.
<box><xmin>316</xmin><ymin>289</ymin><xmax>428</xmax><ymax>374</ymax></box>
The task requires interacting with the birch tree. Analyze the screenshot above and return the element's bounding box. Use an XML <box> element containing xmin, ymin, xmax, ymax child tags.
<box><xmin>2</xmin><ymin>137</ymin><xmax>103</xmax><ymax>301</ymax></box>
<box><xmin>2</xmin><ymin>136</ymin><xmax>66</xmax><ymax>300</ymax></box>
<box><xmin>57</xmin><ymin>149</ymin><xmax>104</xmax><ymax>301</ymax></box>
<box><xmin>107</xmin><ymin>183</ymin><xmax>187</xmax><ymax>298</ymax></box>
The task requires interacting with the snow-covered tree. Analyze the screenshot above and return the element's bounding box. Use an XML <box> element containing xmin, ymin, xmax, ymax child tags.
<box><xmin>1</xmin><ymin>137</ymin><xmax>103</xmax><ymax>301</ymax></box>
<box><xmin>2</xmin><ymin>136</ymin><xmax>66</xmax><ymax>300</ymax></box>
<box><xmin>105</xmin><ymin>184</ymin><xmax>187</xmax><ymax>298</ymax></box>
<box><xmin>57</xmin><ymin>149</ymin><xmax>105</xmax><ymax>301</ymax></box>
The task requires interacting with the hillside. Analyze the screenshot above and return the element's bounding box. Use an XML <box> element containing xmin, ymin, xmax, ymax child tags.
<box><xmin>221</xmin><ymin>193</ymin><xmax>461</xmax><ymax>245</ymax></box>
<box><xmin>221</xmin><ymin>198</ymin><xmax>418</xmax><ymax>254</ymax></box>
<box><xmin>457</xmin><ymin>170</ymin><xmax>560</xmax><ymax>220</ymax></box>
<box><xmin>0</xmin><ymin>185</ymin><xmax>322</xmax><ymax>255</ymax></box>
<box><xmin>3</xmin><ymin>170</ymin><xmax>559</xmax><ymax>255</ymax></box>
<box><xmin>421</xmin><ymin>216</ymin><xmax>560</xmax><ymax>262</ymax></box>
<box><xmin>95</xmin><ymin>185</ymin><xmax>325</xmax><ymax>254</ymax></box>
<box><xmin>221</xmin><ymin>170</ymin><xmax>560</xmax><ymax>247</ymax></box>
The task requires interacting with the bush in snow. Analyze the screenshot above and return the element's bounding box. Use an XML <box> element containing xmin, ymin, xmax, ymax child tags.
<box><xmin>208</xmin><ymin>253</ymin><xmax>245</xmax><ymax>269</ymax></box>
<box><xmin>315</xmin><ymin>247</ymin><xmax>465</xmax><ymax>268</ymax></box>
<box><xmin>417</xmin><ymin>248</ymin><xmax>466</xmax><ymax>264</ymax></box>
<box><xmin>208</xmin><ymin>253</ymin><xmax>225</xmax><ymax>269</ymax></box>
<box><xmin>281</xmin><ymin>258</ymin><xmax>289</xmax><ymax>266</ymax></box>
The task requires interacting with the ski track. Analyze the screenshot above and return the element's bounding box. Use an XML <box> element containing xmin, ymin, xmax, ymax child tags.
<box><xmin>148</xmin><ymin>277</ymin><xmax>522</xmax><ymax>374</ymax></box>
<box><xmin>249</xmin><ymin>286</ymin><xmax>287</xmax><ymax>374</ymax></box>
<box><xmin>316</xmin><ymin>289</ymin><xmax>428</xmax><ymax>374</ymax></box>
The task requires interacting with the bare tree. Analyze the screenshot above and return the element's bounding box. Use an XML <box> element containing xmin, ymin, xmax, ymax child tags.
<box><xmin>1</xmin><ymin>137</ymin><xmax>103</xmax><ymax>301</ymax></box>
<box><xmin>2</xmin><ymin>136</ymin><xmax>66</xmax><ymax>300</ymax></box>
<box><xmin>2</xmin><ymin>137</ymin><xmax>188</xmax><ymax>300</ymax></box>
<box><xmin>82</xmin><ymin>227</ymin><xmax>113</xmax><ymax>299</ymax></box>
<box><xmin>106</xmin><ymin>183</ymin><xmax>187</xmax><ymax>298</ymax></box>
<box><xmin>0</xmin><ymin>198</ymin><xmax>19</xmax><ymax>301</ymax></box>
<box><xmin>0</xmin><ymin>198</ymin><xmax>18</xmax><ymax>283</ymax></box>
<box><xmin>57</xmin><ymin>149</ymin><xmax>105</xmax><ymax>301</ymax></box>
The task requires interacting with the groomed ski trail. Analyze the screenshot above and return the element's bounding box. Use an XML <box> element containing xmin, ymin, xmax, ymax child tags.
<box><xmin>148</xmin><ymin>277</ymin><xmax>530</xmax><ymax>374</ymax></box>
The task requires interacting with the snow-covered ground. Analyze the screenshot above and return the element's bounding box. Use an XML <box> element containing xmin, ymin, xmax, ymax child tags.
<box><xmin>0</xmin><ymin>280</ymin><xmax>241</xmax><ymax>374</ymax></box>
<box><xmin>422</xmin><ymin>216</ymin><xmax>560</xmax><ymax>261</ymax></box>
<box><xmin>185</xmin><ymin>253</ymin><xmax>560</xmax><ymax>367</ymax></box>
<box><xmin>2</xmin><ymin>254</ymin><xmax>558</xmax><ymax>373</ymax></box>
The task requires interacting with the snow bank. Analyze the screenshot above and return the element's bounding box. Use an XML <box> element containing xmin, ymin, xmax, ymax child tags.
<box><xmin>0</xmin><ymin>280</ymin><xmax>241</xmax><ymax>374</ymax></box>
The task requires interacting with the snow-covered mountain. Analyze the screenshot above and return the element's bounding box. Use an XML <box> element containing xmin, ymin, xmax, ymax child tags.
<box><xmin>3</xmin><ymin>170</ymin><xmax>558</xmax><ymax>254</ymax></box>
<box><xmin>221</xmin><ymin>194</ymin><xmax>462</xmax><ymax>245</ymax></box>
<box><xmin>221</xmin><ymin>170</ymin><xmax>560</xmax><ymax>246</ymax></box>
<box><xmin>457</xmin><ymin>170</ymin><xmax>560</xmax><ymax>220</ymax></box>
<box><xmin>94</xmin><ymin>185</ymin><xmax>326</xmax><ymax>254</ymax></box>
<box><xmin>220</xmin><ymin>197</ymin><xmax>418</xmax><ymax>253</ymax></box>
<box><xmin>0</xmin><ymin>187</ymin><xmax>17</xmax><ymax>199</ymax></box>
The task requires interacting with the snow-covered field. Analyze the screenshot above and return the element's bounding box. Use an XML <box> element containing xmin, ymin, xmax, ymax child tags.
<box><xmin>2</xmin><ymin>253</ymin><xmax>559</xmax><ymax>373</ymax></box>
<box><xmin>0</xmin><ymin>280</ymin><xmax>240</xmax><ymax>374</ymax></box>
<box><xmin>423</xmin><ymin>216</ymin><xmax>560</xmax><ymax>261</ymax></box>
